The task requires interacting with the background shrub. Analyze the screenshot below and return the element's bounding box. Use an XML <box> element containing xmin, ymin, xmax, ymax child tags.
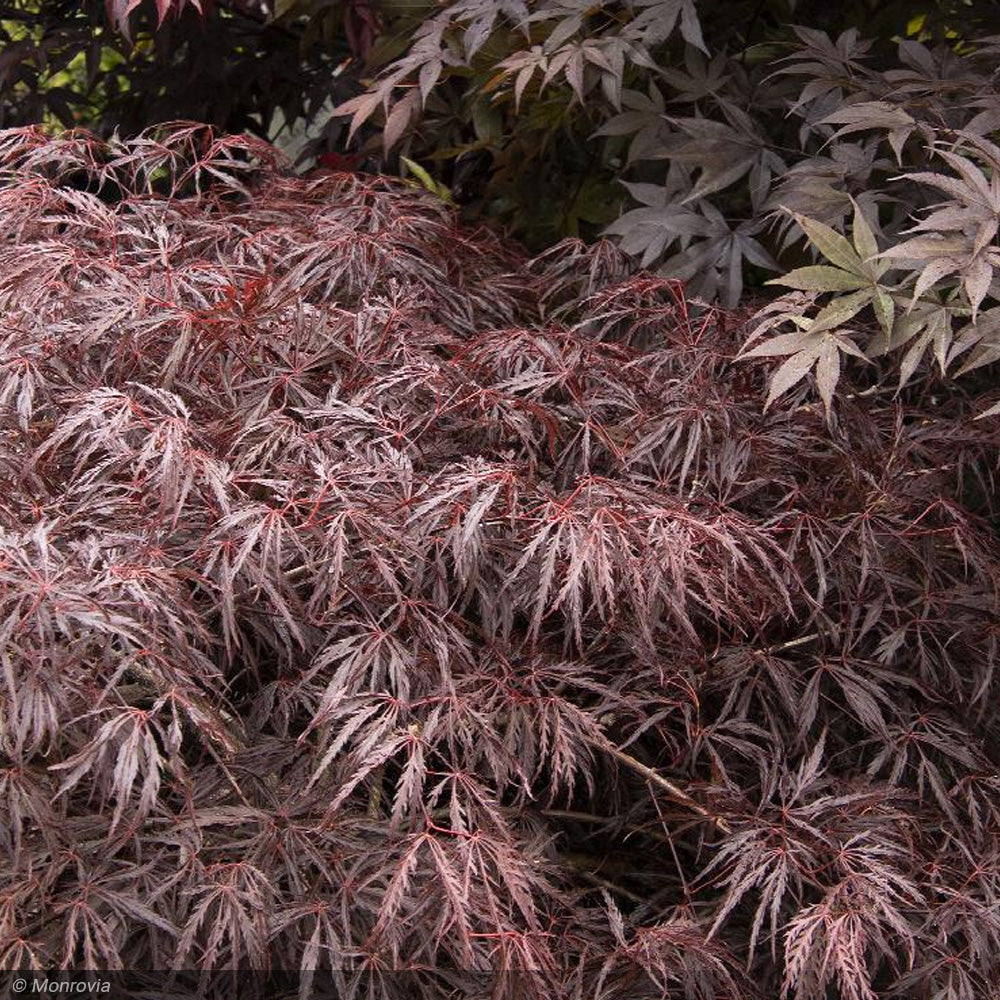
<box><xmin>322</xmin><ymin>0</ymin><xmax>1000</xmax><ymax>411</ymax></box>
<box><xmin>1</xmin><ymin>125</ymin><xmax>999</xmax><ymax>1000</ymax></box>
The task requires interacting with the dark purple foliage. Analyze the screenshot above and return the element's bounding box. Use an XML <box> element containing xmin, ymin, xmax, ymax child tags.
<box><xmin>1</xmin><ymin>123</ymin><xmax>999</xmax><ymax>1000</ymax></box>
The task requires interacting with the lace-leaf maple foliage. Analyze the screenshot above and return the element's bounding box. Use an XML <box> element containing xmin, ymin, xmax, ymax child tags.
<box><xmin>1</xmin><ymin>125</ymin><xmax>1000</xmax><ymax>1000</ymax></box>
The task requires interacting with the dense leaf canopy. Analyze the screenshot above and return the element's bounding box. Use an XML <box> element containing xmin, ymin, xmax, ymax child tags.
<box><xmin>1</xmin><ymin>125</ymin><xmax>999</xmax><ymax>1000</ymax></box>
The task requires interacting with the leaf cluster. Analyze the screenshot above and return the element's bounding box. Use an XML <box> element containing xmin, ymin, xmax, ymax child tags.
<box><xmin>750</xmin><ymin>131</ymin><xmax>1000</xmax><ymax>413</ymax></box>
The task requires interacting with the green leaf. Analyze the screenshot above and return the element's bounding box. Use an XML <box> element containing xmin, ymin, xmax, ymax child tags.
<box><xmin>741</xmin><ymin>330</ymin><xmax>820</xmax><ymax>359</ymax></box>
<box><xmin>400</xmin><ymin>155</ymin><xmax>435</xmax><ymax>190</ymax></box>
<box><xmin>569</xmin><ymin>176</ymin><xmax>622</xmax><ymax>227</ymax></box>
<box><xmin>767</xmin><ymin>265</ymin><xmax>870</xmax><ymax>293</ymax></box>
<box><xmin>471</xmin><ymin>97</ymin><xmax>503</xmax><ymax>142</ymax></box>
<box><xmin>849</xmin><ymin>198</ymin><xmax>878</xmax><ymax>264</ymax></box>
<box><xmin>764</xmin><ymin>343</ymin><xmax>822</xmax><ymax>410</ymax></box>
<box><xmin>807</xmin><ymin>288</ymin><xmax>873</xmax><ymax>335</ymax></box>
<box><xmin>789</xmin><ymin>210</ymin><xmax>866</xmax><ymax>276</ymax></box>
<box><xmin>872</xmin><ymin>287</ymin><xmax>895</xmax><ymax>338</ymax></box>
<box><xmin>815</xmin><ymin>339</ymin><xmax>841</xmax><ymax>415</ymax></box>
<box><xmin>400</xmin><ymin>157</ymin><xmax>455</xmax><ymax>205</ymax></box>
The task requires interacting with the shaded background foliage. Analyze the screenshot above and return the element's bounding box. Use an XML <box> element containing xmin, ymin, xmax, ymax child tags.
<box><xmin>0</xmin><ymin>0</ymin><xmax>352</xmax><ymax>139</ymax></box>
<box><xmin>0</xmin><ymin>125</ymin><xmax>999</xmax><ymax>1000</ymax></box>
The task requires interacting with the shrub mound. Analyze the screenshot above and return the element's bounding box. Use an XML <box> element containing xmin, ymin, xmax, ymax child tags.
<box><xmin>1</xmin><ymin>125</ymin><xmax>1000</xmax><ymax>1000</ymax></box>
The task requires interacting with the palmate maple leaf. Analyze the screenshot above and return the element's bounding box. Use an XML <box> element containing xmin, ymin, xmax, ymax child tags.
<box><xmin>742</xmin><ymin>200</ymin><xmax>892</xmax><ymax>413</ymax></box>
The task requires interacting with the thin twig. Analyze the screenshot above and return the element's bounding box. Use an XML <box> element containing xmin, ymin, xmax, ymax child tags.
<box><xmin>601</xmin><ymin>742</ymin><xmax>733</xmax><ymax>836</ymax></box>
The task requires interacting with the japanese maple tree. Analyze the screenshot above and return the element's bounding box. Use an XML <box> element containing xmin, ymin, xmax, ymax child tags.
<box><xmin>0</xmin><ymin>124</ymin><xmax>999</xmax><ymax>1000</ymax></box>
